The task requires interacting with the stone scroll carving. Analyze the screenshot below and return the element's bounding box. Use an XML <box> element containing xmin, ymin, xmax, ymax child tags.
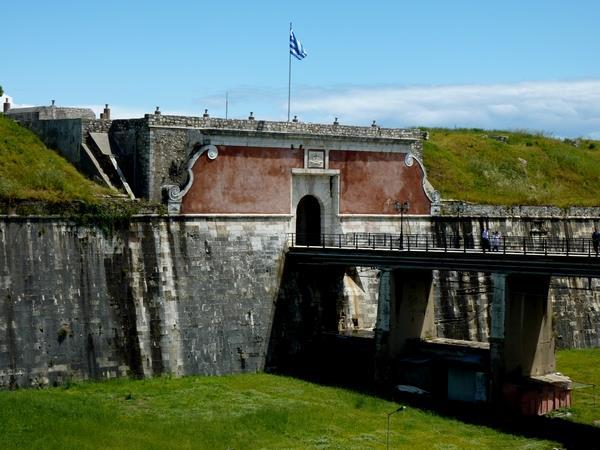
<box><xmin>162</xmin><ymin>144</ymin><xmax>218</xmax><ymax>214</ymax></box>
<box><xmin>405</xmin><ymin>152</ymin><xmax>441</xmax><ymax>215</ymax></box>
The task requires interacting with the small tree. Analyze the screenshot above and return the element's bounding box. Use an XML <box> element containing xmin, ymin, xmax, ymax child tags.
<box><xmin>0</xmin><ymin>86</ymin><xmax>3</xmax><ymax>97</ymax></box>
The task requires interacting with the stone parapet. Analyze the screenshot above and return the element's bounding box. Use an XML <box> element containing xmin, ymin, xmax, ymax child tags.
<box><xmin>7</xmin><ymin>106</ymin><xmax>95</xmax><ymax>121</ymax></box>
<box><xmin>145</xmin><ymin>114</ymin><xmax>423</xmax><ymax>148</ymax></box>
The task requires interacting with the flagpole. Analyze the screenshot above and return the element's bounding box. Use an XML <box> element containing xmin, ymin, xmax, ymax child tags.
<box><xmin>287</xmin><ymin>22</ymin><xmax>292</xmax><ymax>122</ymax></box>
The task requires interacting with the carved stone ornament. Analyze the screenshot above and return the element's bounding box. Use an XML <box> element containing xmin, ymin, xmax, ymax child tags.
<box><xmin>162</xmin><ymin>144</ymin><xmax>218</xmax><ymax>213</ymax></box>
<box><xmin>207</xmin><ymin>146</ymin><xmax>219</xmax><ymax>160</ymax></box>
<box><xmin>404</xmin><ymin>152</ymin><xmax>441</xmax><ymax>215</ymax></box>
<box><xmin>307</xmin><ymin>150</ymin><xmax>325</xmax><ymax>169</ymax></box>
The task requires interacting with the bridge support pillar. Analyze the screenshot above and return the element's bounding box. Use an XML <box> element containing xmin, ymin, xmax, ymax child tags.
<box><xmin>490</xmin><ymin>273</ymin><xmax>570</xmax><ymax>414</ymax></box>
<box><xmin>374</xmin><ymin>269</ymin><xmax>435</xmax><ymax>383</ymax></box>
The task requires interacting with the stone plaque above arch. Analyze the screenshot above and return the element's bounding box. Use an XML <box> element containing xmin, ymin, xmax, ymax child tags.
<box><xmin>307</xmin><ymin>149</ymin><xmax>325</xmax><ymax>169</ymax></box>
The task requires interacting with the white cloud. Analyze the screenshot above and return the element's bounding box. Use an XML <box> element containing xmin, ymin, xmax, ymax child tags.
<box><xmin>291</xmin><ymin>80</ymin><xmax>600</xmax><ymax>138</ymax></box>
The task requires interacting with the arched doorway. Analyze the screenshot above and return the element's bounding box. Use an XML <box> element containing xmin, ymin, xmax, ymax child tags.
<box><xmin>296</xmin><ymin>195</ymin><xmax>321</xmax><ymax>245</ymax></box>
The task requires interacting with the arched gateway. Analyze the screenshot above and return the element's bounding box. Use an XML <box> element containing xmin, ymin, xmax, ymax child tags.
<box><xmin>295</xmin><ymin>195</ymin><xmax>321</xmax><ymax>245</ymax></box>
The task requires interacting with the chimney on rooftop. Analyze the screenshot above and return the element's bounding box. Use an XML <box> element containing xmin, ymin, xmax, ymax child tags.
<box><xmin>155</xmin><ymin>106</ymin><xmax>161</xmax><ymax>115</ymax></box>
<box><xmin>3</xmin><ymin>98</ymin><xmax>10</xmax><ymax>113</ymax></box>
<box><xmin>51</xmin><ymin>100</ymin><xmax>55</xmax><ymax>107</ymax></box>
<box><xmin>248</xmin><ymin>112</ymin><xmax>254</xmax><ymax>120</ymax></box>
<box><xmin>203</xmin><ymin>109</ymin><xmax>209</xmax><ymax>118</ymax></box>
<box><xmin>103</xmin><ymin>104</ymin><xmax>111</xmax><ymax>120</ymax></box>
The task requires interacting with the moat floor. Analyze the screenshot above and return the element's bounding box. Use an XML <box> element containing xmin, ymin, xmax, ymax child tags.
<box><xmin>0</xmin><ymin>349</ymin><xmax>598</xmax><ymax>449</ymax></box>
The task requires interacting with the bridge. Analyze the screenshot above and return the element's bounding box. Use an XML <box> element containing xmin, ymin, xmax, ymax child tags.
<box><xmin>278</xmin><ymin>232</ymin><xmax>592</xmax><ymax>415</ymax></box>
<box><xmin>286</xmin><ymin>233</ymin><xmax>600</xmax><ymax>277</ymax></box>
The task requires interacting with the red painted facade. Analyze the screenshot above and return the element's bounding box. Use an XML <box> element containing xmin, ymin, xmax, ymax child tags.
<box><xmin>181</xmin><ymin>146</ymin><xmax>304</xmax><ymax>214</ymax></box>
<box><xmin>181</xmin><ymin>146</ymin><xmax>431</xmax><ymax>215</ymax></box>
<box><xmin>328</xmin><ymin>150</ymin><xmax>430</xmax><ymax>215</ymax></box>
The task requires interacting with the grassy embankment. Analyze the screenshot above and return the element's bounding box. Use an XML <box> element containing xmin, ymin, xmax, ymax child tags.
<box><xmin>0</xmin><ymin>114</ymin><xmax>110</xmax><ymax>203</ymax></box>
<box><xmin>0</xmin><ymin>349</ymin><xmax>598</xmax><ymax>449</ymax></box>
<box><xmin>423</xmin><ymin>128</ymin><xmax>600</xmax><ymax>207</ymax></box>
<box><xmin>0</xmin><ymin>114</ymin><xmax>158</xmax><ymax>222</ymax></box>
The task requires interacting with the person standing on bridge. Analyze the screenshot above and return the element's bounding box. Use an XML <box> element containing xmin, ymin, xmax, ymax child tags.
<box><xmin>491</xmin><ymin>230</ymin><xmax>501</xmax><ymax>252</ymax></box>
<box><xmin>481</xmin><ymin>228</ymin><xmax>490</xmax><ymax>251</ymax></box>
<box><xmin>592</xmin><ymin>228</ymin><xmax>600</xmax><ymax>256</ymax></box>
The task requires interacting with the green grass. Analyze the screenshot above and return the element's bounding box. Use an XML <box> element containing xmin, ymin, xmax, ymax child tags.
<box><xmin>3</xmin><ymin>349</ymin><xmax>598</xmax><ymax>448</ymax></box>
<box><xmin>423</xmin><ymin>128</ymin><xmax>600</xmax><ymax>207</ymax></box>
<box><xmin>4</xmin><ymin>372</ymin><xmax>588</xmax><ymax>449</ymax></box>
<box><xmin>555</xmin><ymin>347</ymin><xmax>600</xmax><ymax>425</ymax></box>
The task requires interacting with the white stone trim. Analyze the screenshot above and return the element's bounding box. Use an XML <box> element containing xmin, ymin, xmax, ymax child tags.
<box><xmin>177</xmin><ymin>214</ymin><xmax>294</xmax><ymax>218</ymax></box>
<box><xmin>338</xmin><ymin>214</ymin><xmax>433</xmax><ymax>219</ymax></box>
<box><xmin>162</xmin><ymin>144</ymin><xmax>218</xmax><ymax>213</ymax></box>
<box><xmin>291</xmin><ymin>168</ymin><xmax>340</xmax><ymax>176</ymax></box>
<box><xmin>406</xmin><ymin>153</ymin><xmax>440</xmax><ymax>215</ymax></box>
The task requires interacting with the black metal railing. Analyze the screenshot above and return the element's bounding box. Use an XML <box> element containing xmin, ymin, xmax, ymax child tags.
<box><xmin>288</xmin><ymin>233</ymin><xmax>599</xmax><ymax>257</ymax></box>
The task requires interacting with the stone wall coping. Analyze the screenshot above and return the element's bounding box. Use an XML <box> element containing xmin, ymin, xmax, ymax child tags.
<box><xmin>0</xmin><ymin>214</ymin><xmax>294</xmax><ymax>225</ymax></box>
<box><xmin>7</xmin><ymin>106</ymin><xmax>96</xmax><ymax>120</ymax></box>
<box><xmin>3</xmin><ymin>212</ymin><xmax>600</xmax><ymax>222</ymax></box>
<box><xmin>143</xmin><ymin>115</ymin><xmax>422</xmax><ymax>142</ymax></box>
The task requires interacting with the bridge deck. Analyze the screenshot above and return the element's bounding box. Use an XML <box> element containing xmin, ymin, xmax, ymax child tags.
<box><xmin>287</xmin><ymin>233</ymin><xmax>600</xmax><ymax>277</ymax></box>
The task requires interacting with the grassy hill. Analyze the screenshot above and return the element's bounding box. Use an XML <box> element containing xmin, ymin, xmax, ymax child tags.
<box><xmin>423</xmin><ymin>128</ymin><xmax>600</xmax><ymax>207</ymax></box>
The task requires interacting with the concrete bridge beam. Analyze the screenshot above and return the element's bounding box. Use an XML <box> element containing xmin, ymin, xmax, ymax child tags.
<box><xmin>490</xmin><ymin>273</ymin><xmax>554</xmax><ymax>385</ymax></box>
<box><xmin>490</xmin><ymin>273</ymin><xmax>570</xmax><ymax>414</ymax></box>
<box><xmin>375</xmin><ymin>269</ymin><xmax>436</xmax><ymax>382</ymax></box>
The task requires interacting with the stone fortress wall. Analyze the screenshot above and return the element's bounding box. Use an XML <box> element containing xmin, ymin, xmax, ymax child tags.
<box><xmin>0</xmin><ymin>216</ymin><xmax>289</xmax><ymax>388</ymax></box>
<box><xmin>1</xmin><ymin>213</ymin><xmax>599</xmax><ymax>388</ymax></box>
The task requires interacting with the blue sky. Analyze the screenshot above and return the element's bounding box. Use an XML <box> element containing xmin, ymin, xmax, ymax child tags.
<box><xmin>3</xmin><ymin>0</ymin><xmax>600</xmax><ymax>137</ymax></box>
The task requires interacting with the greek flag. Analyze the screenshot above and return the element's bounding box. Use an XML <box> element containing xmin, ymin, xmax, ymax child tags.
<box><xmin>290</xmin><ymin>28</ymin><xmax>307</xmax><ymax>60</ymax></box>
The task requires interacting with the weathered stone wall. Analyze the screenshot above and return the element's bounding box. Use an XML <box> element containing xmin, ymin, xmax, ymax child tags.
<box><xmin>1</xmin><ymin>213</ymin><xmax>598</xmax><ymax>389</ymax></box>
<box><xmin>441</xmin><ymin>200</ymin><xmax>600</xmax><ymax>219</ymax></box>
<box><xmin>14</xmin><ymin>118</ymin><xmax>84</xmax><ymax>166</ymax></box>
<box><xmin>0</xmin><ymin>216</ymin><xmax>289</xmax><ymax>388</ymax></box>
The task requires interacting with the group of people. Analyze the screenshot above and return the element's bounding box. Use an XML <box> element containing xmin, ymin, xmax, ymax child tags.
<box><xmin>481</xmin><ymin>228</ymin><xmax>502</xmax><ymax>252</ymax></box>
<box><xmin>478</xmin><ymin>227</ymin><xmax>600</xmax><ymax>255</ymax></box>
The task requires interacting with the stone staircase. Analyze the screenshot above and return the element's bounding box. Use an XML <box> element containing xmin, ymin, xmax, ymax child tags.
<box><xmin>84</xmin><ymin>132</ymin><xmax>135</xmax><ymax>199</ymax></box>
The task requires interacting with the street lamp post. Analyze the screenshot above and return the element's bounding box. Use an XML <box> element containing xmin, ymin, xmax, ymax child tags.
<box><xmin>454</xmin><ymin>202</ymin><xmax>464</xmax><ymax>249</ymax></box>
<box><xmin>395</xmin><ymin>201</ymin><xmax>410</xmax><ymax>249</ymax></box>
<box><xmin>386</xmin><ymin>405</ymin><xmax>407</xmax><ymax>449</ymax></box>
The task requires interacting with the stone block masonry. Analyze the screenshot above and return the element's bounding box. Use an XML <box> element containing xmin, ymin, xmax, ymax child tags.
<box><xmin>0</xmin><ymin>217</ymin><xmax>288</xmax><ymax>388</ymax></box>
<box><xmin>1</xmin><ymin>213</ymin><xmax>600</xmax><ymax>389</ymax></box>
